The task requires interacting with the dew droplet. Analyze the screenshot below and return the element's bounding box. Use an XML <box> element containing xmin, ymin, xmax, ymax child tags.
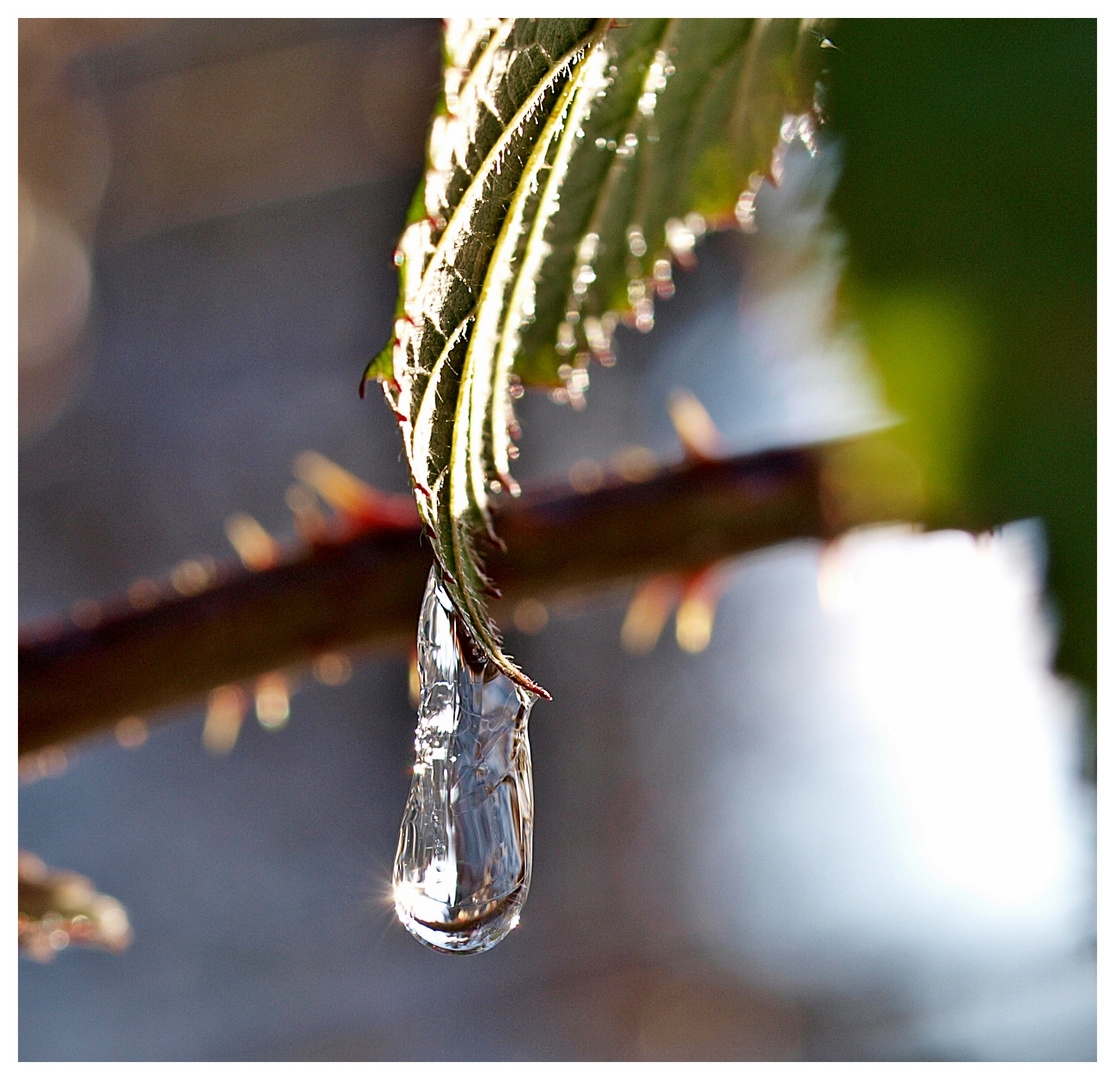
<box><xmin>653</xmin><ymin>258</ymin><xmax>675</xmax><ymax>299</ymax></box>
<box><xmin>684</xmin><ymin>211</ymin><xmax>706</xmax><ymax>239</ymax></box>
<box><xmin>557</xmin><ymin>320</ymin><xmax>576</xmax><ymax>354</ymax></box>
<box><xmin>576</xmin><ymin>232</ymin><xmax>599</xmax><ymax>265</ymax></box>
<box><xmin>626</xmin><ymin>226</ymin><xmax>647</xmax><ymax>258</ymax></box>
<box><xmin>664</xmin><ymin>217</ymin><xmax>696</xmax><ymax>261</ymax></box>
<box><xmin>393</xmin><ymin>569</ymin><xmax>536</xmax><ymax>954</ymax></box>
<box><xmin>583</xmin><ymin>315</ymin><xmax>612</xmax><ymax>362</ymax></box>
<box><xmin>735</xmin><ymin>190</ymin><xmax>757</xmax><ymax>233</ymax></box>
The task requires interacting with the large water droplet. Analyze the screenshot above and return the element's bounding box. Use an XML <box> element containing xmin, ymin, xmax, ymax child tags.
<box><xmin>393</xmin><ymin>568</ymin><xmax>536</xmax><ymax>954</ymax></box>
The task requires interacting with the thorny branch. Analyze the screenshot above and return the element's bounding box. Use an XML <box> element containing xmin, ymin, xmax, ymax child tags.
<box><xmin>18</xmin><ymin>433</ymin><xmax>927</xmax><ymax>757</ymax></box>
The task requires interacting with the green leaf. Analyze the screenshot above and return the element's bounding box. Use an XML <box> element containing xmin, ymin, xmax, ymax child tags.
<box><xmin>374</xmin><ymin>18</ymin><xmax>822</xmax><ymax>694</ymax></box>
<box><xmin>516</xmin><ymin>18</ymin><xmax>821</xmax><ymax>389</ymax></box>
<box><xmin>828</xmin><ymin>20</ymin><xmax>1096</xmax><ymax>703</ymax></box>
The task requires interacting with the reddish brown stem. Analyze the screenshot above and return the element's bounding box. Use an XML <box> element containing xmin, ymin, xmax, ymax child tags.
<box><xmin>18</xmin><ymin>440</ymin><xmax>891</xmax><ymax>756</ymax></box>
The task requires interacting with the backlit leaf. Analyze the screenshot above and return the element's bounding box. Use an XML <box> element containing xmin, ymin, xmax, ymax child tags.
<box><xmin>368</xmin><ymin>18</ymin><xmax>823</xmax><ymax>693</ymax></box>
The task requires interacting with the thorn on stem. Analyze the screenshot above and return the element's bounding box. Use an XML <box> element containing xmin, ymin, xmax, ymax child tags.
<box><xmin>667</xmin><ymin>388</ymin><xmax>724</xmax><ymax>462</ymax></box>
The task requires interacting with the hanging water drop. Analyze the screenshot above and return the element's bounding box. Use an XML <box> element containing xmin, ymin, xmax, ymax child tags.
<box><xmin>393</xmin><ymin>568</ymin><xmax>537</xmax><ymax>954</ymax></box>
<box><xmin>626</xmin><ymin>226</ymin><xmax>647</xmax><ymax>258</ymax></box>
<box><xmin>653</xmin><ymin>258</ymin><xmax>675</xmax><ymax>299</ymax></box>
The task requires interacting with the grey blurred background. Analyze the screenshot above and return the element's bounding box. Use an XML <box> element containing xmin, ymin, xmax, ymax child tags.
<box><xmin>19</xmin><ymin>19</ymin><xmax>1096</xmax><ymax>1060</ymax></box>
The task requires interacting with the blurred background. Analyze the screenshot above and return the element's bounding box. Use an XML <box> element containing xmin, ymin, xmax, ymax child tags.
<box><xmin>19</xmin><ymin>18</ymin><xmax>1096</xmax><ymax>1060</ymax></box>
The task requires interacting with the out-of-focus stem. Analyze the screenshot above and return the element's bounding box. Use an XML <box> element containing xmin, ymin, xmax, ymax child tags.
<box><xmin>18</xmin><ymin>436</ymin><xmax>921</xmax><ymax>756</ymax></box>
